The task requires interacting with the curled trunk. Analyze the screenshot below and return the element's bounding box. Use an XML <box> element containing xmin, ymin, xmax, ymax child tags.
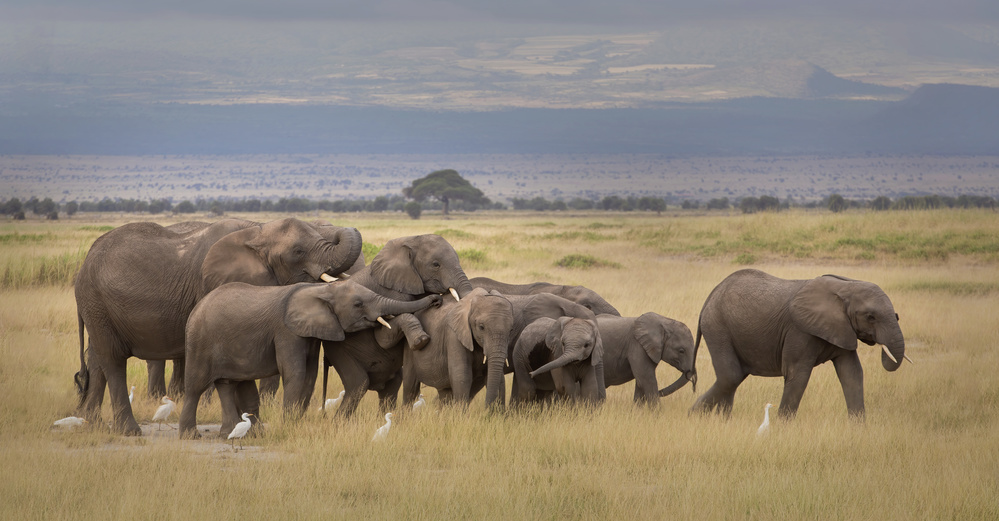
<box><xmin>658</xmin><ymin>373</ymin><xmax>691</xmax><ymax>397</ymax></box>
<box><xmin>322</xmin><ymin>227</ymin><xmax>363</xmax><ymax>278</ymax></box>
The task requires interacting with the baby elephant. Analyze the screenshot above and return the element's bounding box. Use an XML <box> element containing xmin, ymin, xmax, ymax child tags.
<box><xmin>179</xmin><ymin>281</ymin><xmax>440</xmax><ymax>438</ymax></box>
<box><xmin>598</xmin><ymin>312</ymin><xmax>696</xmax><ymax>406</ymax></box>
<box><xmin>512</xmin><ymin>316</ymin><xmax>604</xmax><ymax>405</ymax></box>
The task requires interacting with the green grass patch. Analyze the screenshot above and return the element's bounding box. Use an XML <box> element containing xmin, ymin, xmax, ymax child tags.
<box><xmin>540</xmin><ymin>231</ymin><xmax>614</xmax><ymax>242</ymax></box>
<box><xmin>0</xmin><ymin>249</ymin><xmax>86</xmax><ymax>289</ymax></box>
<box><xmin>361</xmin><ymin>242</ymin><xmax>382</xmax><ymax>261</ymax></box>
<box><xmin>734</xmin><ymin>252</ymin><xmax>757</xmax><ymax>265</ymax></box>
<box><xmin>434</xmin><ymin>228</ymin><xmax>475</xmax><ymax>240</ymax></box>
<box><xmin>893</xmin><ymin>280</ymin><xmax>999</xmax><ymax>296</ymax></box>
<box><xmin>585</xmin><ymin>222</ymin><xmax>624</xmax><ymax>229</ymax></box>
<box><xmin>457</xmin><ymin>248</ymin><xmax>488</xmax><ymax>267</ymax></box>
<box><xmin>0</xmin><ymin>233</ymin><xmax>56</xmax><ymax>244</ymax></box>
<box><xmin>554</xmin><ymin>254</ymin><xmax>621</xmax><ymax>269</ymax></box>
<box><xmin>78</xmin><ymin>225</ymin><xmax>115</xmax><ymax>233</ymax></box>
<box><xmin>527</xmin><ymin>221</ymin><xmax>557</xmax><ymax>227</ymax></box>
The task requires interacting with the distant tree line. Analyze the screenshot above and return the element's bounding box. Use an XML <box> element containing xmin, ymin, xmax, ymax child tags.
<box><xmin>0</xmin><ymin>193</ymin><xmax>995</xmax><ymax>219</ymax></box>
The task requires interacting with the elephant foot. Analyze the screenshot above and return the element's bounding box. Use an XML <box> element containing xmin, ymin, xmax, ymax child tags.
<box><xmin>180</xmin><ymin>428</ymin><xmax>201</xmax><ymax>440</ymax></box>
<box><xmin>115</xmin><ymin>420</ymin><xmax>142</xmax><ymax>436</ymax></box>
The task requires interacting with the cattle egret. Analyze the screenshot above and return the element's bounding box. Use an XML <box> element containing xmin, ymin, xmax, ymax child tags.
<box><xmin>228</xmin><ymin>413</ymin><xmax>254</xmax><ymax>451</ymax></box>
<box><xmin>152</xmin><ymin>396</ymin><xmax>176</xmax><ymax>430</ymax></box>
<box><xmin>128</xmin><ymin>385</ymin><xmax>135</xmax><ymax>404</ymax></box>
<box><xmin>412</xmin><ymin>394</ymin><xmax>425</xmax><ymax>412</ymax></box>
<box><xmin>757</xmin><ymin>403</ymin><xmax>773</xmax><ymax>437</ymax></box>
<box><xmin>320</xmin><ymin>390</ymin><xmax>346</xmax><ymax>412</ymax></box>
<box><xmin>371</xmin><ymin>412</ymin><xmax>393</xmax><ymax>442</ymax></box>
<box><xmin>53</xmin><ymin>416</ymin><xmax>88</xmax><ymax>428</ymax></box>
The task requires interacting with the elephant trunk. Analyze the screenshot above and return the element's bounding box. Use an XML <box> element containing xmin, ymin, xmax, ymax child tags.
<box><xmin>453</xmin><ymin>276</ymin><xmax>474</xmax><ymax>301</ymax></box>
<box><xmin>529</xmin><ymin>348</ymin><xmax>585</xmax><ymax>378</ymax></box>
<box><xmin>322</xmin><ymin>227</ymin><xmax>363</xmax><ymax>278</ymax></box>
<box><xmin>881</xmin><ymin>336</ymin><xmax>905</xmax><ymax>372</ymax></box>
<box><xmin>658</xmin><ymin>372</ymin><xmax>693</xmax><ymax>397</ymax></box>
<box><xmin>375</xmin><ymin>294</ymin><xmax>439</xmax><ymax>318</ymax></box>
<box><xmin>484</xmin><ymin>354</ymin><xmax>507</xmax><ymax>410</ymax></box>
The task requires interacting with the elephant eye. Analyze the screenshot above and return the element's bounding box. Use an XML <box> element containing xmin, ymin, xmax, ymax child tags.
<box><xmin>432</xmin><ymin>261</ymin><xmax>441</xmax><ymax>269</ymax></box>
<box><xmin>477</xmin><ymin>324</ymin><xmax>485</xmax><ymax>330</ymax></box>
<box><xmin>678</xmin><ymin>348</ymin><xmax>685</xmax><ymax>354</ymax></box>
<box><xmin>895</xmin><ymin>313</ymin><xmax>900</xmax><ymax>321</ymax></box>
<box><xmin>354</xmin><ymin>299</ymin><xmax>363</xmax><ymax>308</ymax></box>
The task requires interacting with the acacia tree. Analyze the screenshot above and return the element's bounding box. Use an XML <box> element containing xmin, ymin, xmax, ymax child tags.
<box><xmin>403</xmin><ymin>169</ymin><xmax>488</xmax><ymax>216</ymax></box>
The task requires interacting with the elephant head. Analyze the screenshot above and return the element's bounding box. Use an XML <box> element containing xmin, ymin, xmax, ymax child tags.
<box><xmin>529</xmin><ymin>317</ymin><xmax>603</xmax><ymax>378</ymax></box>
<box><xmin>285</xmin><ymin>281</ymin><xmax>441</xmax><ymax>341</ymax></box>
<box><xmin>790</xmin><ymin>274</ymin><xmax>905</xmax><ymax>372</ymax></box>
<box><xmin>369</xmin><ymin>234</ymin><xmax>474</xmax><ymax>300</ymax></box>
<box><xmin>559</xmin><ymin>285</ymin><xmax>620</xmax><ymax>316</ymax></box>
<box><xmin>446</xmin><ymin>288</ymin><xmax>515</xmax><ymax>408</ymax></box>
<box><xmin>202</xmin><ymin>218</ymin><xmax>362</xmax><ymax>293</ymax></box>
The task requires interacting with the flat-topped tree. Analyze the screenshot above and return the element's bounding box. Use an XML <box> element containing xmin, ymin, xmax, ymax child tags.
<box><xmin>403</xmin><ymin>169</ymin><xmax>488</xmax><ymax>217</ymax></box>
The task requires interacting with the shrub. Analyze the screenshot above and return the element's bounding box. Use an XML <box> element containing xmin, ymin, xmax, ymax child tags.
<box><xmin>554</xmin><ymin>254</ymin><xmax>622</xmax><ymax>269</ymax></box>
<box><xmin>405</xmin><ymin>202</ymin><xmax>422</xmax><ymax>220</ymax></box>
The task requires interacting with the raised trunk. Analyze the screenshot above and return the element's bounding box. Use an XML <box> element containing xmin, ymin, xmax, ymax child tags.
<box><xmin>322</xmin><ymin>227</ymin><xmax>363</xmax><ymax>278</ymax></box>
<box><xmin>484</xmin><ymin>355</ymin><xmax>507</xmax><ymax>409</ymax></box>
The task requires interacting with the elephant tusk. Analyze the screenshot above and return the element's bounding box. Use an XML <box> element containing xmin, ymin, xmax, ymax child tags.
<box><xmin>320</xmin><ymin>273</ymin><xmax>337</xmax><ymax>283</ymax></box>
<box><xmin>904</xmin><ymin>354</ymin><xmax>915</xmax><ymax>364</ymax></box>
<box><xmin>881</xmin><ymin>344</ymin><xmax>898</xmax><ymax>364</ymax></box>
<box><xmin>336</xmin><ymin>272</ymin><xmax>350</xmax><ymax>280</ymax></box>
<box><xmin>377</xmin><ymin>317</ymin><xmax>392</xmax><ymax>329</ymax></box>
<box><xmin>449</xmin><ymin>288</ymin><xmax>460</xmax><ymax>302</ymax></box>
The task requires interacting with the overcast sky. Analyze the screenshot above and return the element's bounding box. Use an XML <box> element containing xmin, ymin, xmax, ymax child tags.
<box><xmin>3</xmin><ymin>0</ymin><xmax>997</xmax><ymax>24</ymax></box>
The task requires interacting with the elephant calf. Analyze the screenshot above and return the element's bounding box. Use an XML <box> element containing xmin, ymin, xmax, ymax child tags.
<box><xmin>179</xmin><ymin>281</ymin><xmax>440</xmax><ymax>438</ymax></box>
<box><xmin>598</xmin><ymin>312</ymin><xmax>696</xmax><ymax>406</ymax></box>
<box><xmin>512</xmin><ymin>317</ymin><xmax>604</xmax><ymax>406</ymax></box>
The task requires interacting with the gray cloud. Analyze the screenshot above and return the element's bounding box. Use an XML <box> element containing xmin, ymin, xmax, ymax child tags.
<box><xmin>3</xmin><ymin>0</ymin><xmax>997</xmax><ymax>23</ymax></box>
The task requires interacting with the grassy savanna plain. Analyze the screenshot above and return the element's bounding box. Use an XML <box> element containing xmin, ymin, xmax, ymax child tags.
<box><xmin>1</xmin><ymin>209</ymin><xmax>998</xmax><ymax>519</ymax></box>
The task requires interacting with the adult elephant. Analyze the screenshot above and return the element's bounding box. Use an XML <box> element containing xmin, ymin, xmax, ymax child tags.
<box><xmin>597</xmin><ymin>313</ymin><xmax>696</xmax><ymax>406</ymax></box>
<box><xmin>180</xmin><ymin>281</ymin><xmax>440</xmax><ymax>438</ymax></box>
<box><xmin>396</xmin><ymin>288</ymin><xmax>515</xmax><ymax>407</ymax></box>
<box><xmin>470</xmin><ymin>277</ymin><xmax>620</xmax><ymax>316</ymax></box>
<box><xmin>691</xmin><ymin>269</ymin><xmax>907</xmax><ymax>420</ymax></box>
<box><xmin>511</xmin><ymin>317</ymin><xmax>604</xmax><ymax>405</ymax></box>
<box><xmin>319</xmin><ymin>234</ymin><xmax>476</xmax><ymax>418</ymax></box>
<box><xmin>74</xmin><ymin>218</ymin><xmax>362</xmax><ymax>435</ymax></box>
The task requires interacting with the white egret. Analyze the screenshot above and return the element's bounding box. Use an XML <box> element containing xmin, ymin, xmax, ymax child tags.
<box><xmin>412</xmin><ymin>394</ymin><xmax>425</xmax><ymax>412</ymax></box>
<box><xmin>53</xmin><ymin>416</ymin><xmax>88</xmax><ymax>428</ymax></box>
<box><xmin>152</xmin><ymin>396</ymin><xmax>176</xmax><ymax>430</ymax></box>
<box><xmin>371</xmin><ymin>412</ymin><xmax>393</xmax><ymax>442</ymax></box>
<box><xmin>128</xmin><ymin>385</ymin><xmax>135</xmax><ymax>404</ymax></box>
<box><xmin>228</xmin><ymin>413</ymin><xmax>254</xmax><ymax>451</ymax></box>
<box><xmin>757</xmin><ymin>403</ymin><xmax>773</xmax><ymax>437</ymax></box>
<box><xmin>320</xmin><ymin>390</ymin><xmax>346</xmax><ymax>412</ymax></box>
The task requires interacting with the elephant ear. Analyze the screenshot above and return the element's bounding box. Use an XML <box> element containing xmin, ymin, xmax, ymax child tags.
<box><xmin>283</xmin><ymin>286</ymin><xmax>346</xmax><ymax>342</ymax></box>
<box><xmin>634</xmin><ymin>312</ymin><xmax>666</xmax><ymax>363</ymax></box>
<box><xmin>202</xmin><ymin>226</ymin><xmax>275</xmax><ymax>293</ymax></box>
<box><xmin>590</xmin><ymin>322</ymin><xmax>604</xmax><ymax>367</ymax></box>
<box><xmin>369</xmin><ymin>237</ymin><xmax>424</xmax><ymax>295</ymax></box>
<box><xmin>546</xmin><ymin>317</ymin><xmax>571</xmax><ymax>355</ymax></box>
<box><xmin>446</xmin><ymin>297</ymin><xmax>476</xmax><ymax>352</ymax></box>
<box><xmin>789</xmin><ymin>276</ymin><xmax>858</xmax><ymax>350</ymax></box>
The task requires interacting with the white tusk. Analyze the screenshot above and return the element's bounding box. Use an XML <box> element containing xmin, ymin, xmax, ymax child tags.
<box><xmin>881</xmin><ymin>344</ymin><xmax>898</xmax><ymax>364</ymax></box>
<box><xmin>336</xmin><ymin>272</ymin><xmax>351</xmax><ymax>280</ymax></box>
<box><xmin>904</xmin><ymin>354</ymin><xmax>914</xmax><ymax>364</ymax></box>
<box><xmin>449</xmin><ymin>288</ymin><xmax>460</xmax><ymax>302</ymax></box>
<box><xmin>320</xmin><ymin>273</ymin><xmax>337</xmax><ymax>283</ymax></box>
<box><xmin>377</xmin><ymin>317</ymin><xmax>391</xmax><ymax>329</ymax></box>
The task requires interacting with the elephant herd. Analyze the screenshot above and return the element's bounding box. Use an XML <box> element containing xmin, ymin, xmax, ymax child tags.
<box><xmin>72</xmin><ymin>217</ymin><xmax>907</xmax><ymax>438</ymax></box>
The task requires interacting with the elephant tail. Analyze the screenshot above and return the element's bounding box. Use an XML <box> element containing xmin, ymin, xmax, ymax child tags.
<box><xmin>73</xmin><ymin>311</ymin><xmax>89</xmax><ymax>403</ymax></box>
<box><xmin>690</xmin><ymin>325</ymin><xmax>702</xmax><ymax>394</ymax></box>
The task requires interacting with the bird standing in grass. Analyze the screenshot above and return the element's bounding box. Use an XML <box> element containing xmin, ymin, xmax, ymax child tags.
<box><xmin>128</xmin><ymin>385</ymin><xmax>135</xmax><ymax>404</ymax></box>
<box><xmin>757</xmin><ymin>403</ymin><xmax>773</xmax><ymax>437</ymax></box>
<box><xmin>412</xmin><ymin>394</ymin><xmax>425</xmax><ymax>412</ymax></box>
<box><xmin>320</xmin><ymin>390</ymin><xmax>346</xmax><ymax>412</ymax></box>
<box><xmin>152</xmin><ymin>396</ymin><xmax>176</xmax><ymax>430</ymax></box>
<box><xmin>228</xmin><ymin>413</ymin><xmax>254</xmax><ymax>451</ymax></box>
<box><xmin>53</xmin><ymin>416</ymin><xmax>88</xmax><ymax>429</ymax></box>
<box><xmin>372</xmin><ymin>413</ymin><xmax>393</xmax><ymax>442</ymax></box>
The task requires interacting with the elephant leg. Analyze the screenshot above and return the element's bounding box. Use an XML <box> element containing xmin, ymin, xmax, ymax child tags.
<box><xmin>80</xmin><ymin>362</ymin><xmax>107</xmax><ymax>424</ymax></box>
<box><xmin>147</xmin><ymin>360</ymin><xmax>167</xmax><ymax>398</ymax></box>
<box><xmin>631</xmin><ymin>361</ymin><xmax>660</xmax><ymax>406</ymax></box>
<box><xmin>107</xmin><ymin>357</ymin><xmax>141</xmax><ymax>435</ymax></box>
<box><xmin>216</xmin><ymin>380</ymin><xmax>241</xmax><ymax>437</ymax></box>
<box><xmin>299</xmin><ymin>343</ymin><xmax>321</xmax><ymax>412</ymax></box>
<box><xmin>778</xmin><ymin>363</ymin><xmax>815</xmax><ymax>420</ymax></box>
<box><xmin>258</xmin><ymin>375</ymin><xmax>280</xmax><ymax>399</ymax></box>
<box><xmin>179</xmin><ymin>376</ymin><xmax>213</xmax><ymax>439</ymax></box>
<box><xmin>167</xmin><ymin>358</ymin><xmax>185</xmax><ymax>397</ymax></box>
<box><xmin>580</xmin><ymin>372</ymin><xmax>602</xmax><ymax>404</ymax></box>
<box><xmin>235</xmin><ymin>381</ymin><xmax>261</xmax><ymax>419</ymax></box>
<box><xmin>447</xmin><ymin>351</ymin><xmax>474</xmax><ymax>403</ymax></box>
<box><xmin>832</xmin><ymin>351</ymin><xmax>865</xmax><ymax>420</ymax></box>
<box><xmin>377</xmin><ymin>371</ymin><xmax>403</xmax><ymax>413</ymax></box>
<box><xmin>692</xmin><ymin>339</ymin><xmax>746</xmax><ymax>417</ymax></box>
<box><xmin>469</xmin><ymin>373</ymin><xmax>487</xmax><ymax>400</ymax></box>
<box><xmin>330</xmin><ymin>349</ymin><xmax>369</xmax><ymax>419</ymax></box>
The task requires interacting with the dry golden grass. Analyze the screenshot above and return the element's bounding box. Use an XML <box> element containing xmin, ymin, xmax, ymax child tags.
<box><xmin>1</xmin><ymin>210</ymin><xmax>997</xmax><ymax>520</ymax></box>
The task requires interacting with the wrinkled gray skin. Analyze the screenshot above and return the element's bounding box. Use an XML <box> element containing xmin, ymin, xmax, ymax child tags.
<box><xmin>692</xmin><ymin>269</ymin><xmax>905</xmax><ymax>421</ymax></box>
<box><xmin>470</xmin><ymin>276</ymin><xmax>620</xmax><ymax>316</ymax></box>
<box><xmin>391</xmin><ymin>288</ymin><xmax>515</xmax><ymax>407</ymax></box>
<box><xmin>74</xmin><ymin>218</ymin><xmax>362</xmax><ymax>435</ymax></box>
<box><xmin>511</xmin><ymin>317</ymin><xmax>604</xmax><ymax>405</ymax></box>
<box><xmin>320</xmin><ymin>234</ymin><xmax>475</xmax><ymax>418</ymax></box>
<box><xmin>598</xmin><ymin>313</ymin><xmax>696</xmax><ymax>406</ymax></box>
<box><xmin>497</xmin><ymin>293</ymin><xmax>601</xmax><ymax>409</ymax></box>
<box><xmin>179</xmin><ymin>281</ymin><xmax>440</xmax><ymax>438</ymax></box>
